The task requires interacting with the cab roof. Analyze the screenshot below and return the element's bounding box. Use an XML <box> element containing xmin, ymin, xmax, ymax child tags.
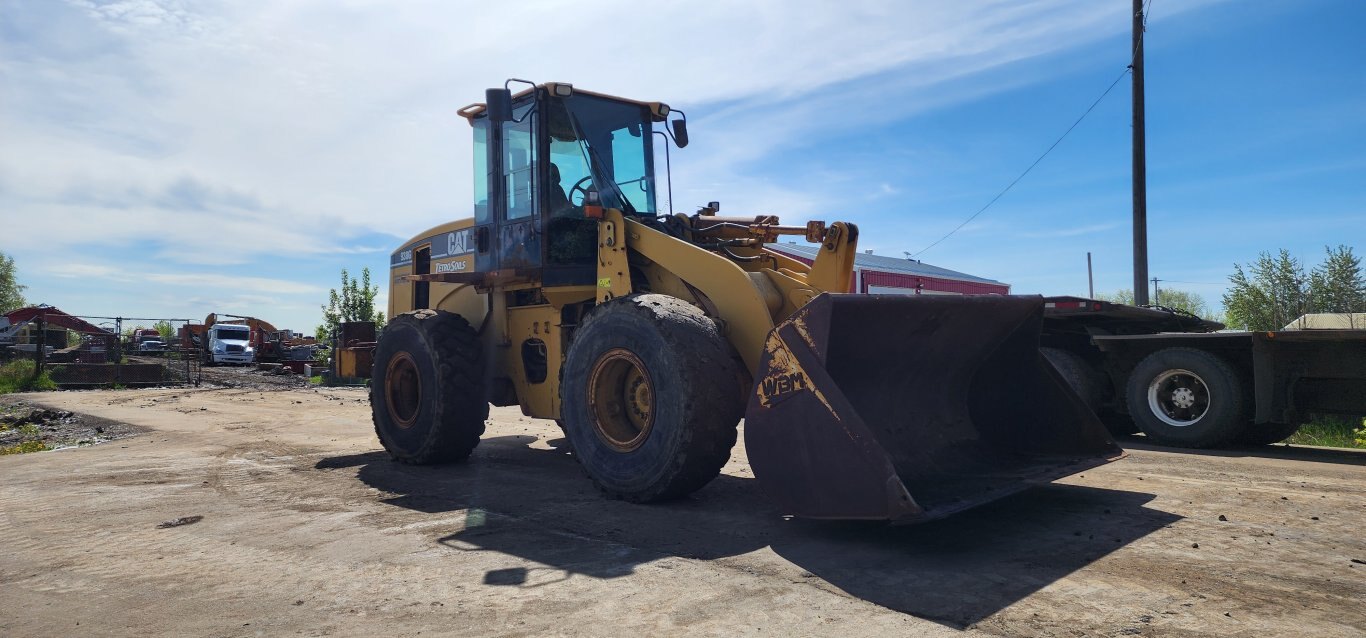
<box><xmin>456</xmin><ymin>82</ymin><xmax>671</xmax><ymax>126</ymax></box>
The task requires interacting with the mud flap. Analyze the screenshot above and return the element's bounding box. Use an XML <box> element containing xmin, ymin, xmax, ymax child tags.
<box><xmin>744</xmin><ymin>294</ymin><xmax>1123</xmax><ymax>523</ymax></box>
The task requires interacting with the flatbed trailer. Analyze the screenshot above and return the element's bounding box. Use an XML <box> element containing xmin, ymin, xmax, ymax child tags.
<box><xmin>1039</xmin><ymin>296</ymin><xmax>1366</xmax><ymax>448</ymax></box>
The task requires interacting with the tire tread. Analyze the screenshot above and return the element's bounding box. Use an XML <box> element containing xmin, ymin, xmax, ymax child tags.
<box><xmin>566</xmin><ymin>294</ymin><xmax>743</xmax><ymax>502</ymax></box>
<box><xmin>372</xmin><ymin>309</ymin><xmax>488</xmax><ymax>464</ymax></box>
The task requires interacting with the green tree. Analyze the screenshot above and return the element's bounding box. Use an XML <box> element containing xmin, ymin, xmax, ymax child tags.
<box><xmin>1095</xmin><ymin>289</ymin><xmax>1136</xmax><ymax>305</ymax></box>
<box><xmin>1097</xmin><ymin>288</ymin><xmax>1216</xmax><ymax>320</ymax></box>
<box><xmin>317</xmin><ymin>267</ymin><xmax>385</xmax><ymax>343</ymax></box>
<box><xmin>0</xmin><ymin>251</ymin><xmax>27</xmax><ymax>313</ymax></box>
<box><xmin>1153</xmin><ymin>288</ymin><xmax>1215</xmax><ymax>320</ymax></box>
<box><xmin>153</xmin><ymin>320</ymin><xmax>176</xmax><ymax>342</ymax></box>
<box><xmin>1307</xmin><ymin>245</ymin><xmax>1365</xmax><ymax>313</ymax></box>
<box><xmin>1222</xmin><ymin>249</ymin><xmax>1309</xmax><ymax>331</ymax></box>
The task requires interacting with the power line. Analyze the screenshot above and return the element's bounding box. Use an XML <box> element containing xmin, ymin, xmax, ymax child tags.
<box><xmin>910</xmin><ymin>0</ymin><xmax>1156</xmax><ymax>259</ymax></box>
<box><xmin>1157</xmin><ymin>279</ymin><xmax>1225</xmax><ymax>286</ymax></box>
<box><xmin>909</xmin><ymin>69</ymin><xmax>1129</xmax><ymax>258</ymax></box>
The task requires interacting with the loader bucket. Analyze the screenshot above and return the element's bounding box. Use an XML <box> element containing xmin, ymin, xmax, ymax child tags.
<box><xmin>744</xmin><ymin>294</ymin><xmax>1122</xmax><ymax>523</ymax></box>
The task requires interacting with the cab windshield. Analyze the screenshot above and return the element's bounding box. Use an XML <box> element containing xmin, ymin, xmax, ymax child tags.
<box><xmin>546</xmin><ymin>94</ymin><xmax>655</xmax><ymax>216</ymax></box>
<box><xmin>216</xmin><ymin>328</ymin><xmax>250</xmax><ymax>341</ymax></box>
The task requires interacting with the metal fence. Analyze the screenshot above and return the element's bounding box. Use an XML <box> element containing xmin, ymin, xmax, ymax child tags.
<box><xmin>3</xmin><ymin>314</ymin><xmax>202</xmax><ymax>388</ymax></box>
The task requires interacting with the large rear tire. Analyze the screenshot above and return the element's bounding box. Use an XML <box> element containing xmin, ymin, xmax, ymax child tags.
<box><xmin>561</xmin><ymin>294</ymin><xmax>743</xmax><ymax>503</ymax></box>
<box><xmin>371</xmin><ymin>309</ymin><xmax>488</xmax><ymax>464</ymax></box>
<box><xmin>1126</xmin><ymin>347</ymin><xmax>1247</xmax><ymax>448</ymax></box>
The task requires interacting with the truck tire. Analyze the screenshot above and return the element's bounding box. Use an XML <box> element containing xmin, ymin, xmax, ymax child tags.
<box><xmin>1126</xmin><ymin>347</ymin><xmax>1248</xmax><ymax>448</ymax></box>
<box><xmin>1041</xmin><ymin>347</ymin><xmax>1102</xmax><ymax>411</ymax></box>
<box><xmin>561</xmin><ymin>294</ymin><xmax>743</xmax><ymax>503</ymax></box>
<box><xmin>1043</xmin><ymin>346</ymin><xmax>1137</xmax><ymax>436</ymax></box>
<box><xmin>1235</xmin><ymin>420</ymin><xmax>1301</xmax><ymax>446</ymax></box>
<box><xmin>371</xmin><ymin>309</ymin><xmax>487</xmax><ymax>464</ymax></box>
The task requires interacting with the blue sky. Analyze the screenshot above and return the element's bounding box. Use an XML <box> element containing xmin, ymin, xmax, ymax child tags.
<box><xmin>1</xmin><ymin>0</ymin><xmax>1362</xmax><ymax>332</ymax></box>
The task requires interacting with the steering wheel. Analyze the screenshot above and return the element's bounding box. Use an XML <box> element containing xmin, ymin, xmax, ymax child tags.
<box><xmin>568</xmin><ymin>176</ymin><xmax>596</xmax><ymax>206</ymax></box>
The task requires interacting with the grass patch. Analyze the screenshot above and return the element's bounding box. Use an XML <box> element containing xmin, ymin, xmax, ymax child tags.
<box><xmin>1287</xmin><ymin>415</ymin><xmax>1366</xmax><ymax>449</ymax></box>
<box><xmin>308</xmin><ymin>375</ymin><xmax>324</xmax><ymax>385</ymax></box>
<box><xmin>0</xmin><ymin>422</ymin><xmax>49</xmax><ymax>455</ymax></box>
<box><xmin>0</xmin><ymin>440</ymin><xmax>50</xmax><ymax>455</ymax></box>
<box><xmin>0</xmin><ymin>359</ymin><xmax>58</xmax><ymax>394</ymax></box>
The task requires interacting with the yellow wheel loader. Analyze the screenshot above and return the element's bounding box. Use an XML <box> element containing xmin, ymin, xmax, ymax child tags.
<box><xmin>373</xmin><ymin>80</ymin><xmax>1121</xmax><ymax>523</ymax></box>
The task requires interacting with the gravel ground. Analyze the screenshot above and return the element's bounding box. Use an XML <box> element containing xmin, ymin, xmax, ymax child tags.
<box><xmin>1</xmin><ymin>386</ymin><xmax>1363</xmax><ymax>637</ymax></box>
<box><xmin>0</xmin><ymin>401</ymin><xmax>143</xmax><ymax>452</ymax></box>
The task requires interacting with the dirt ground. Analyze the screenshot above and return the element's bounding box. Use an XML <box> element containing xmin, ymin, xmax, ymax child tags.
<box><xmin>1</xmin><ymin>381</ymin><xmax>1363</xmax><ymax>637</ymax></box>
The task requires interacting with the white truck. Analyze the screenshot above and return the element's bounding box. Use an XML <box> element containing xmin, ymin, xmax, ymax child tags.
<box><xmin>203</xmin><ymin>323</ymin><xmax>255</xmax><ymax>365</ymax></box>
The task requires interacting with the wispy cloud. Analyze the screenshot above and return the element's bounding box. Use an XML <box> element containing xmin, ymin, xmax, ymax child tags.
<box><xmin>0</xmin><ymin>0</ymin><xmax>1228</xmax><ymax>329</ymax></box>
<box><xmin>1020</xmin><ymin>222</ymin><xmax>1120</xmax><ymax>238</ymax></box>
<box><xmin>48</xmin><ymin>261</ymin><xmax>323</xmax><ymax>295</ymax></box>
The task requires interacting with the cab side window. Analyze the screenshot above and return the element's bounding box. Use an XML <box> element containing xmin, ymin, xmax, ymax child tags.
<box><xmin>473</xmin><ymin>120</ymin><xmax>491</xmax><ymax>224</ymax></box>
<box><xmin>503</xmin><ymin>107</ymin><xmax>537</xmax><ymax>220</ymax></box>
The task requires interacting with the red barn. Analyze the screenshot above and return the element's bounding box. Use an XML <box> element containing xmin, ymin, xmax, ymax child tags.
<box><xmin>768</xmin><ymin>244</ymin><xmax>1009</xmax><ymax>296</ymax></box>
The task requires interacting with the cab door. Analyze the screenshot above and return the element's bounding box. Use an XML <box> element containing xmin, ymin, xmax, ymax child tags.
<box><xmin>475</xmin><ymin>98</ymin><xmax>542</xmax><ymax>275</ymax></box>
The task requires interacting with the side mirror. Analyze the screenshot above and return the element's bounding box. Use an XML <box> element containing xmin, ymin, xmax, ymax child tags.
<box><xmin>671</xmin><ymin>119</ymin><xmax>689</xmax><ymax>148</ymax></box>
<box><xmin>485</xmin><ymin>88</ymin><xmax>513</xmax><ymax>123</ymax></box>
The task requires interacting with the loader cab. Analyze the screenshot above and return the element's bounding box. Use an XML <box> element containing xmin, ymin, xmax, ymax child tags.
<box><xmin>470</xmin><ymin>84</ymin><xmax>661</xmax><ymax>286</ymax></box>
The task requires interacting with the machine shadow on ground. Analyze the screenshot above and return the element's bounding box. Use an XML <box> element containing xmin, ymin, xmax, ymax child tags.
<box><xmin>316</xmin><ymin>434</ymin><xmax>1179</xmax><ymax>628</ymax></box>
<box><xmin>1119</xmin><ymin>437</ymin><xmax>1366</xmax><ymax>467</ymax></box>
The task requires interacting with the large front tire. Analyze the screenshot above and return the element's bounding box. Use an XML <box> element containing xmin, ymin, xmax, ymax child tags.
<box><xmin>1126</xmin><ymin>347</ymin><xmax>1247</xmax><ymax>448</ymax></box>
<box><xmin>561</xmin><ymin>294</ymin><xmax>743</xmax><ymax>503</ymax></box>
<box><xmin>371</xmin><ymin>310</ymin><xmax>488</xmax><ymax>464</ymax></box>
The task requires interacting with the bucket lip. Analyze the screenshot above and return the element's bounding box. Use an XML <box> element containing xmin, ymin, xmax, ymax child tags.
<box><xmin>884</xmin><ymin>450</ymin><xmax>1128</xmax><ymax>525</ymax></box>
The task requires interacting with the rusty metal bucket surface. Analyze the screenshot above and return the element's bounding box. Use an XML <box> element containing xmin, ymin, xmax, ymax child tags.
<box><xmin>744</xmin><ymin>294</ymin><xmax>1122</xmax><ymax>523</ymax></box>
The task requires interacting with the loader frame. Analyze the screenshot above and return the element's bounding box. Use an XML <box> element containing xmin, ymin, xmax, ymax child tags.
<box><xmin>375</xmin><ymin>81</ymin><xmax>1122</xmax><ymax>522</ymax></box>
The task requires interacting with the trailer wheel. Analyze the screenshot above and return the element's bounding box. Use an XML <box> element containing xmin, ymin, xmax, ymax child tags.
<box><xmin>371</xmin><ymin>309</ymin><xmax>487</xmax><ymax>464</ymax></box>
<box><xmin>561</xmin><ymin>294</ymin><xmax>743</xmax><ymax>503</ymax></box>
<box><xmin>1044</xmin><ymin>347</ymin><xmax>1136</xmax><ymax>436</ymax></box>
<box><xmin>1041</xmin><ymin>347</ymin><xmax>1102</xmax><ymax>411</ymax></box>
<box><xmin>1126</xmin><ymin>347</ymin><xmax>1247</xmax><ymax>448</ymax></box>
<box><xmin>1235</xmin><ymin>420</ymin><xmax>1301</xmax><ymax>446</ymax></box>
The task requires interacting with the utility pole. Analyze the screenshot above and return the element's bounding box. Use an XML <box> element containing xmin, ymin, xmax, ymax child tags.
<box><xmin>1087</xmin><ymin>252</ymin><xmax>1095</xmax><ymax>298</ymax></box>
<box><xmin>34</xmin><ymin>317</ymin><xmax>46</xmax><ymax>375</ymax></box>
<box><xmin>1132</xmin><ymin>0</ymin><xmax>1150</xmax><ymax>305</ymax></box>
<box><xmin>1152</xmin><ymin>277</ymin><xmax>1161</xmax><ymax>306</ymax></box>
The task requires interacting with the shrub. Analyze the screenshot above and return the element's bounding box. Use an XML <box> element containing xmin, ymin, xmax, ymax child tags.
<box><xmin>0</xmin><ymin>440</ymin><xmax>50</xmax><ymax>455</ymax></box>
<box><xmin>0</xmin><ymin>359</ymin><xmax>57</xmax><ymax>394</ymax></box>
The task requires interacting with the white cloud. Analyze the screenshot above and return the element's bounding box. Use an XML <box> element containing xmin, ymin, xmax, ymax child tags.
<box><xmin>3</xmin><ymin>0</ymin><xmax>1222</xmax><ymax>240</ymax></box>
<box><xmin>0</xmin><ymin>0</ymin><xmax>1226</xmax><ymax>328</ymax></box>
<box><xmin>48</xmin><ymin>260</ymin><xmax>322</xmax><ymax>294</ymax></box>
<box><xmin>1020</xmin><ymin>222</ymin><xmax>1121</xmax><ymax>239</ymax></box>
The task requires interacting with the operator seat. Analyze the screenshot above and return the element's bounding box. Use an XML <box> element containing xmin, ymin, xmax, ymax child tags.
<box><xmin>546</xmin><ymin>162</ymin><xmax>596</xmax><ymax>266</ymax></box>
<box><xmin>547</xmin><ymin>163</ymin><xmax>572</xmax><ymax>217</ymax></box>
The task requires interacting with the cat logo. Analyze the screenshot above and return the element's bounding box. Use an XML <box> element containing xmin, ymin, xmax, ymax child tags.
<box><xmin>447</xmin><ymin>230</ymin><xmax>473</xmax><ymax>256</ymax></box>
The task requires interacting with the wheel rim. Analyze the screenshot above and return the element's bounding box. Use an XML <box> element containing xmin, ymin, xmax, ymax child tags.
<box><xmin>587</xmin><ymin>348</ymin><xmax>655</xmax><ymax>452</ymax></box>
<box><xmin>385</xmin><ymin>351</ymin><xmax>422</xmax><ymax>429</ymax></box>
<box><xmin>1147</xmin><ymin>368</ymin><xmax>1210</xmax><ymax>427</ymax></box>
